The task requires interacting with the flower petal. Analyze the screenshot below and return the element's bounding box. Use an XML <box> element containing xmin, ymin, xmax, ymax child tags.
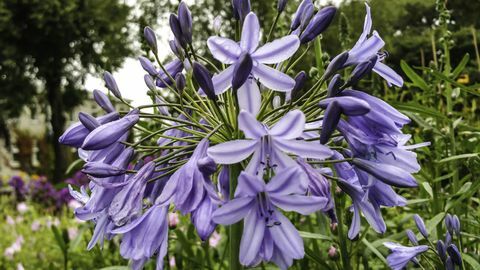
<box><xmin>373</xmin><ymin>62</ymin><xmax>404</xmax><ymax>87</ymax></box>
<box><xmin>275</xmin><ymin>139</ymin><xmax>333</xmax><ymax>160</ymax></box>
<box><xmin>270</xmin><ymin>194</ymin><xmax>327</xmax><ymax>215</ymax></box>
<box><xmin>352</xmin><ymin>3</ymin><xmax>372</xmax><ymax>50</ymax></box>
<box><xmin>266</xmin><ymin>167</ymin><xmax>306</xmax><ymax>195</ymax></box>
<box><xmin>253</xmin><ymin>64</ymin><xmax>295</xmax><ymax>91</ymax></box>
<box><xmin>207</xmin><ymin>140</ymin><xmax>258</xmax><ymax>164</ymax></box>
<box><xmin>269</xmin><ymin>110</ymin><xmax>305</xmax><ymax>139</ymax></box>
<box><xmin>239</xmin><ymin>209</ymin><xmax>265</xmax><ymax>265</ymax></box>
<box><xmin>238</xmin><ymin>110</ymin><xmax>266</xmax><ymax>139</ymax></box>
<box><xmin>237</xmin><ymin>79</ymin><xmax>262</xmax><ymax>116</ymax></box>
<box><xmin>241</xmin><ymin>12</ymin><xmax>260</xmax><ymax>53</ymax></box>
<box><xmin>269</xmin><ymin>211</ymin><xmax>304</xmax><ymax>259</ymax></box>
<box><xmin>252</xmin><ymin>35</ymin><xmax>300</xmax><ymax>64</ymax></box>
<box><xmin>348</xmin><ymin>31</ymin><xmax>384</xmax><ymax>64</ymax></box>
<box><xmin>235</xmin><ymin>172</ymin><xmax>265</xmax><ymax>197</ymax></box>
<box><xmin>212</xmin><ymin>65</ymin><xmax>235</xmax><ymax>95</ymax></box>
<box><xmin>212</xmin><ymin>197</ymin><xmax>254</xmax><ymax>225</ymax></box>
<box><xmin>207</xmin><ymin>36</ymin><xmax>242</xmax><ymax>64</ymax></box>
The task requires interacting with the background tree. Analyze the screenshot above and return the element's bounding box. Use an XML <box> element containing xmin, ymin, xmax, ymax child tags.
<box><xmin>0</xmin><ymin>0</ymin><xmax>133</xmax><ymax>181</ymax></box>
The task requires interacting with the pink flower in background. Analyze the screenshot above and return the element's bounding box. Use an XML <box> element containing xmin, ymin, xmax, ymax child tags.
<box><xmin>16</xmin><ymin>202</ymin><xmax>28</xmax><ymax>214</ymax></box>
<box><xmin>68</xmin><ymin>227</ymin><xmax>79</xmax><ymax>240</ymax></box>
<box><xmin>169</xmin><ymin>256</ymin><xmax>176</xmax><ymax>267</ymax></box>
<box><xmin>209</xmin><ymin>231</ymin><xmax>221</xmax><ymax>248</ymax></box>
<box><xmin>6</xmin><ymin>215</ymin><xmax>15</xmax><ymax>226</ymax></box>
<box><xmin>68</xmin><ymin>199</ymin><xmax>83</xmax><ymax>210</ymax></box>
<box><xmin>4</xmin><ymin>236</ymin><xmax>24</xmax><ymax>260</ymax></box>
<box><xmin>17</xmin><ymin>263</ymin><xmax>25</xmax><ymax>270</ymax></box>
<box><xmin>168</xmin><ymin>212</ymin><xmax>180</xmax><ymax>228</ymax></box>
<box><xmin>4</xmin><ymin>247</ymin><xmax>15</xmax><ymax>260</ymax></box>
<box><xmin>31</xmin><ymin>220</ymin><xmax>41</xmax><ymax>231</ymax></box>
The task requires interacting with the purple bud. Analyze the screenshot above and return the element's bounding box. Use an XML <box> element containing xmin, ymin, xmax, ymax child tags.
<box><xmin>291</xmin><ymin>0</ymin><xmax>312</xmax><ymax>31</ymax></box>
<box><xmin>231</xmin><ymin>53</ymin><xmax>253</xmax><ymax>90</ymax></box>
<box><xmin>59</xmin><ymin>112</ymin><xmax>119</xmax><ymax>147</ymax></box>
<box><xmin>445</xmin><ymin>214</ymin><xmax>454</xmax><ymax>234</ymax></box>
<box><xmin>447</xmin><ymin>244</ymin><xmax>462</xmax><ymax>266</ymax></box>
<box><xmin>327</xmin><ymin>74</ymin><xmax>344</xmax><ymax>97</ymax></box>
<box><xmin>218</xmin><ymin>166</ymin><xmax>230</xmax><ymax>200</ymax></box>
<box><xmin>445</xmin><ymin>231</ymin><xmax>452</xmax><ymax>246</ymax></box>
<box><xmin>169</xmin><ymin>14</ymin><xmax>187</xmax><ymax>49</ymax></box>
<box><xmin>324</xmin><ymin>51</ymin><xmax>349</xmax><ymax>80</ymax></box>
<box><xmin>169</xmin><ymin>39</ymin><xmax>184</xmax><ymax>59</ymax></box>
<box><xmin>319</xmin><ymin>96</ymin><xmax>370</xmax><ymax>116</ymax></box>
<box><xmin>78</xmin><ymin>112</ymin><xmax>100</xmax><ymax>131</ymax></box>
<box><xmin>344</xmin><ymin>55</ymin><xmax>377</xmax><ymax>88</ymax></box>
<box><xmin>436</xmin><ymin>240</ymin><xmax>447</xmax><ymax>262</ymax></box>
<box><xmin>82</xmin><ymin>113</ymin><xmax>139</xmax><ymax>150</ymax></box>
<box><xmin>299</xmin><ymin>3</ymin><xmax>314</xmax><ymax>30</ymax></box>
<box><xmin>213</xmin><ymin>16</ymin><xmax>222</xmax><ymax>33</ymax></box>
<box><xmin>178</xmin><ymin>2</ymin><xmax>192</xmax><ymax>44</ymax></box>
<box><xmin>445</xmin><ymin>257</ymin><xmax>454</xmax><ymax>270</ymax></box>
<box><xmin>277</xmin><ymin>0</ymin><xmax>288</xmax><ymax>13</ymax></box>
<box><xmin>406</xmin><ymin>229</ymin><xmax>418</xmax><ymax>245</ymax></box>
<box><xmin>103</xmin><ymin>145</ymin><xmax>133</xmax><ymax>165</ymax></box>
<box><xmin>290</xmin><ymin>71</ymin><xmax>306</xmax><ymax>101</ymax></box>
<box><xmin>175</xmin><ymin>73</ymin><xmax>186</xmax><ymax>93</ymax></box>
<box><xmin>82</xmin><ymin>162</ymin><xmax>126</xmax><ymax>178</ymax></box>
<box><xmin>155</xmin><ymin>96</ymin><xmax>170</xmax><ymax>116</ymax></box>
<box><xmin>232</xmin><ymin>0</ymin><xmax>251</xmax><ymax>21</ymax></box>
<box><xmin>93</xmin><ymin>90</ymin><xmax>115</xmax><ymax>113</ymax></box>
<box><xmin>320</xmin><ymin>100</ymin><xmax>341</xmax><ymax>144</ymax></box>
<box><xmin>103</xmin><ymin>72</ymin><xmax>122</xmax><ymax>99</ymax></box>
<box><xmin>143</xmin><ymin>26</ymin><xmax>158</xmax><ymax>53</ymax></box>
<box><xmin>139</xmin><ymin>56</ymin><xmax>158</xmax><ymax>77</ymax></box>
<box><xmin>144</xmin><ymin>75</ymin><xmax>156</xmax><ymax>91</ymax></box>
<box><xmin>413</xmin><ymin>214</ymin><xmax>428</xmax><ymax>239</ymax></box>
<box><xmin>452</xmin><ymin>215</ymin><xmax>460</xmax><ymax>236</ymax></box>
<box><xmin>352</xmin><ymin>158</ymin><xmax>418</xmax><ymax>188</ymax></box>
<box><xmin>197</xmin><ymin>156</ymin><xmax>217</xmax><ymax>175</ymax></box>
<box><xmin>191</xmin><ymin>196</ymin><xmax>217</xmax><ymax>241</ymax></box>
<box><xmin>193</xmin><ymin>63</ymin><xmax>216</xmax><ymax>101</ymax></box>
<box><xmin>300</xmin><ymin>6</ymin><xmax>337</xmax><ymax>44</ymax></box>
<box><xmin>156</xmin><ymin>59</ymin><xmax>184</xmax><ymax>88</ymax></box>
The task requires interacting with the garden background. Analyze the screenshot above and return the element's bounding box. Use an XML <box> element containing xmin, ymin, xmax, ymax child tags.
<box><xmin>0</xmin><ymin>0</ymin><xmax>479</xmax><ymax>269</ymax></box>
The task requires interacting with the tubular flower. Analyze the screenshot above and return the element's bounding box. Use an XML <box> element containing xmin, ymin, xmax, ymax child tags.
<box><xmin>384</xmin><ymin>242</ymin><xmax>428</xmax><ymax>270</ymax></box>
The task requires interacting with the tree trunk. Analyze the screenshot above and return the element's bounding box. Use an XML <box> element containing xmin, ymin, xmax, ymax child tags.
<box><xmin>0</xmin><ymin>118</ymin><xmax>10</xmax><ymax>148</ymax></box>
<box><xmin>46</xmin><ymin>75</ymin><xmax>66</xmax><ymax>183</ymax></box>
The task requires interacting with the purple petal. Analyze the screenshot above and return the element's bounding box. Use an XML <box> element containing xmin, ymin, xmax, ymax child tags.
<box><xmin>274</xmin><ymin>138</ymin><xmax>333</xmax><ymax>160</ymax></box>
<box><xmin>239</xmin><ymin>209</ymin><xmax>265</xmax><ymax>265</ymax></box>
<box><xmin>348</xmin><ymin>204</ymin><xmax>362</xmax><ymax>239</ymax></box>
<box><xmin>352</xmin><ymin>3</ymin><xmax>372</xmax><ymax>49</ymax></box>
<box><xmin>212</xmin><ymin>197</ymin><xmax>255</xmax><ymax>225</ymax></box>
<box><xmin>207</xmin><ymin>36</ymin><xmax>242</xmax><ymax>64</ymax></box>
<box><xmin>252</xmin><ymin>35</ymin><xmax>300</xmax><ymax>64</ymax></box>
<box><xmin>235</xmin><ymin>172</ymin><xmax>265</xmax><ymax>197</ymax></box>
<box><xmin>207</xmin><ymin>140</ymin><xmax>258</xmax><ymax>164</ymax></box>
<box><xmin>373</xmin><ymin>62</ymin><xmax>404</xmax><ymax>87</ymax></box>
<box><xmin>240</xmin><ymin>12</ymin><xmax>260</xmax><ymax>53</ymax></box>
<box><xmin>269</xmin><ymin>110</ymin><xmax>305</xmax><ymax>139</ymax></box>
<box><xmin>348</xmin><ymin>32</ymin><xmax>384</xmax><ymax>64</ymax></box>
<box><xmin>238</xmin><ymin>110</ymin><xmax>266</xmax><ymax>139</ymax></box>
<box><xmin>266</xmin><ymin>167</ymin><xmax>306</xmax><ymax>195</ymax></box>
<box><xmin>270</xmin><ymin>194</ymin><xmax>327</xmax><ymax>215</ymax></box>
<box><xmin>269</xmin><ymin>212</ymin><xmax>304</xmax><ymax>259</ymax></box>
<box><xmin>319</xmin><ymin>96</ymin><xmax>371</xmax><ymax>116</ymax></box>
<box><xmin>237</xmin><ymin>79</ymin><xmax>261</xmax><ymax>116</ymax></box>
<box><xmin>352</xmin><ymin>158</ymin><xmax>418</xmax><ymax>188</ymax></box>
<box><xmin>253</xmin><ymin>64</ymin><xmax>295</xmax><ymax>91</ymax></box>
<box><xmin>211</xmin><ymin>65</ymin><xmax>235</xmax><ymax>95</ymax></box>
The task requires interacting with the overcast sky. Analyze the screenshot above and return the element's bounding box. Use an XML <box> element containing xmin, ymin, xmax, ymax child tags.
<box><xmin>85</xmin><ymin>0</ymin><xmax>343</xmax><ymax>107</ymax></box>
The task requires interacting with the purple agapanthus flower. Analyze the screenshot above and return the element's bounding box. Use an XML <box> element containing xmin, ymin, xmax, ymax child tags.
<box><xmin>206</xmin><ymin>12</ymin><xmax>300</xmax><ymax>114</ymax></box>
<box><xmin>343</xmin><ymin>3</ymin><xmax>403</xmax><ymax>87</ymax></box>
<box><xmin>384</xmin><ymin>242</ymin><xmax>428</xmax><ymax>270</ymax></box>
<box><xmin>207</xmin><ymin>110</ymin><xmax>332</xmax><ymax>177</ymax></box>
<box><xmin>212</xmin><ymin>167</ymin><xmax>327</xmax><ymax>269</ymax></box>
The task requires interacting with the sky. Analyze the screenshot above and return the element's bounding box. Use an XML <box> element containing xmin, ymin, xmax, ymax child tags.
<box><xmin>84</xmin><ymin>0</ymin><xmax>343</xmax><ymax>107</ymax></box>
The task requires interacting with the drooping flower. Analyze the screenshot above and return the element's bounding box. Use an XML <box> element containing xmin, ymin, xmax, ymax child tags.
<box><xmin>212</xmin><ymin>167</ymin><xmax>327</xmax><ymax>269</ymax></box>
<box><xmin>207</xmin><ymin>110</ymin><xmax>332</xmax><ymax>177</ymax></box>
<box><xmin>384</xmin><ymin>242</ymin><xmax>428</xmax><ymax>270</ymax></box>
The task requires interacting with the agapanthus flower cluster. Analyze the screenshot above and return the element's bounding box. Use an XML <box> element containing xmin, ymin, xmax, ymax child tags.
<box><xmin>61</xmin><ymin>1</ymin><xmax>426</xmax><ymax>269</ymax></box>
<box><xmin>384</xmin><ymin>213</ymin><xmax>463</xmax><ymax>270</ymax></box>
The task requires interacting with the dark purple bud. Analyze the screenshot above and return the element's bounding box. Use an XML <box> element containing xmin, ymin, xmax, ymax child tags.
<box><xmin>191</xmin><ymin>196</ymin><xmax>217</xmax><ymax>241</ymax></box>
<box><xmin>445</xmin><ymin>231</ymin><xmax>452</xmax><ymax>246</ymax></box>
<box><xmin>300</xmin><ymin>6</ymin><xmax>337</xmax><ymax>44</ymax></box>
<box><xmin>232</xmin><ymin>0</ymin><xmax>251</xmax><ymax>21</ymax></box>
<box><xmin>323</xmin><ymin>51</ymin><xmax>349</xmax><ymax>81</ymax></box>
<box><xmin>175</xmin><ymin>73</ymin><xmax>186</xmax><ymax>93</ymax></box>
<box><xmin>78</xmin><ymin>112</ymin><xmax>100</xmax><ymax>131</ymax></box>
<box><xmin>169</xmin><ymin>39</ymin><xmax>184</xmax><ymax>59</ymax></box>
<box><xmin>320</xmin><ymin>100</ymin><xmax>341</xmax><ymax>144</ymax></box>
<box><xmin>447</xmin><ymin>244</ymin><xmax>462</xmax><ymax>266</ymax></box>
<box><xmin>452</xmin><ymin>215</ymin><xmax>460</xmax><ymax>236</ymax></box>
<box><xmin>413</xmin><ymin>214</ymin><xmax>428</xmax><ymax>239</ymax></box>
<box><xmin>344</xmin><ymin>55</ymin><xmax>377</xmax><ymax>88</ymax></box>
<box><xmin>178</xmin><ymin>2</ymin><xmax>192</xmax><ymax>44</ymax></box>
<box><xmin>82</xmin><ymin>162</ymin><xmax>126</xmax><ymax>178</ymax></box>
<box><xmin>291</xmin><ymin>71</ymin><xmax>306</xmax><ymax>101</ymax></box>
<box><xmin>445</xmin><ymin>257</ymin><xmax>454</xmax><ymax>270</ymax></box>
<box><xmin>319</xmin><ymin>96</ymin><xmax>370</xmax><ymax>116</ymax></box>
<box><xmin>156</xmin><ymin>59</ymin><xmax>184</xmax><ymax>88</ymax></box>
<box><xmin>169</xmin><ymin>14</ymin><xmax>187</xmax><ymax>49</ymax></box>
<box><xmin>103</xmin><ymin>72</ymin><xmax>122</xmax><ymax>99</ymax></box>
<box><xmin>144</xmin><ymin>75</ymin><xmax>156</xmax><ymax>91</ymax></box>
<box><xmin>436</xmin><ymin>240</ymin><xmax>447</xmax><ymax>262</ymax></box>
<box><xmin>93</xmin><ymin>90</ymin><xmax>115</xmax><ymax>113</ymax></box>
<box><xmin>103</xmin><ymin>145</ymin><xmax>133</xmax><ymax>165</ymax></box>
<box><xmin>299</xmin><ymin>3</ymin><xmax>314</xmax><ymax>30</ymax></box>
<box><xmin>406</xmin><ymin>229</ymin><xmax>418</xmax><ymax>245</ymax></box>
<box><xmin>291</xmin><ymin>0</ymin><xmax>311</xmax><ymax>31</ymax></box>
<box><xmin>277</xmin><ymin>0</ymin><xmax>288</xmax><ymax>13</ymax></box>
<box><xmin>352</xmin><ymin>158</ymin><xmax>418</xmax><ymax>188</ymax></box>
<box><xmin>218</xmin><ymin>166</ymin><xmax>230</xmax><ymax>200</ymax></box>
<box><xmin>143</xmin><ymin>26</ymin><xmax>158</xmax><ymax>53</ymax></box>
<box><xmin>59</xmin><ymin>112</ymin><xmax>119</xmax><ymax>147</ymax></box>
<box><xmin>139</xmin><ymin>56</ymin><xmax>158</xmax><ymax>77</ymax></box>
<box><xmin>327</xmin><ymin>74</ymin><xmax>344</xmax><ymax>98</ymax></box>
<box><xmin>193</xmin><ymin>63</ymin><xmax>216</xmax><ymax>101</ymax></box>
<box><xmin>445</xmin><ymin>214</ymin><xmax>454</xmax><ymax>234</ymax></box>
<box><xmin>82</xmin><ymin>113</ymin><xmax>139</xmax><ymax>150</ymax></box>
<box><xmin>197</xmin><ymin>156</ymin><xmax>217</xmax><ymax>175</ymax></box>
<box><xmin>231</xmin><ymin>53</ymin><xmax>253</xmax><ymax>90</ymax></box>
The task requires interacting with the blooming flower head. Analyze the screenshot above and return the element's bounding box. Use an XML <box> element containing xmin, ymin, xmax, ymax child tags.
<box><xmin>384</xmin><ymin>242</ymin><xmax>428</xmax><ymax>270</ymax></box>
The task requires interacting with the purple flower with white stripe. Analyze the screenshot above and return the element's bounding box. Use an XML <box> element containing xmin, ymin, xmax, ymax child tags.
<box><xmin>384</xmin><ymin>242</ymin><xmax>428</xmax><ymax>270</ymax></box>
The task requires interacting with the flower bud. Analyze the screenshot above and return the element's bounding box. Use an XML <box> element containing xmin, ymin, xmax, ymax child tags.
<box><xmin>327</xmin><ymin>246</ymin><xmax>338</xmax><ymax>259</ymax></box>
<box><xmin>143</xmin><ymin>26</ymin><xmax>158</xmax><ymax>53</ymax></box>
<box><xmin>445</xmin><ymin>213</ymin><xmax>454</xmax><ymax>234</ymax></box>
<box><xmin>436</xmin><ymin>240</ymin><xmax>447</xmax><ymax>262</ymax></box>
<box><xmin>193</xmin><ymin>63</ymin><xmax>216</xmax><ymax>101</ymax></box>
<box><xmin>452</xmin><ymin>215</ymin><xmax>460</xmax><ymax>236</ymax></box>
<box><xmin>168</xmin><ymin>212</ymin><xmax>180</xmax><ymax>229</ymax></box>
<box><xmin>197</xmin><ymin>156</ymin><xmax>217</xmax><ymax>175</ymax></box>
<box><xmin>320</xmin><ymin>100</ymin><xmax>341</xmax><ymax>144</ymax></box>
<box><xmin>175</xmin><ymin>73</ymin><xmax>186</xmax><ymax>94</ymax></box>
<box><xmin>319</xmin><ymin>96</ymin><xmax>370</xmax><ymax>116</ymax></box>
<box><xmin>93</xmin><ymin>90</ymin><xmax>115</xmax><ymax>113</ymax></box>
<box><xmin>218</xmin><ymin>166</ymin><xmax>230</xmax><ymax>201</ymax></box>
<box><xmin>343</xmin><ymin>55</ymin><xmax>377</xmax><ymax>88</ymax></box>
<box><xmin>232</xmin><ymin>0</ymin><xmax>251</xmax><ymax>21</ymax></box>
<box><xmin>413</xmin><ymin>214</ymin><xmax>428</xmax><ymax>239</ymax></box>
<box><xmin>406</xmin><ymin>229</ymin><xmax>418</xmax><ymax>245</ymax></box>
<box><xmin>155</xmin><ymin>96</ymin><xmax>170</xmax><ymax>116</ymax></box>
<box><xmin>139</xmin><ymin>56</ymin><xmax>158</xmax><ymax>77</ymax></box>
<box><xmin>169</xmin><ymin>14</ymin><xmax>187</xmax><ymax>49</ymax></box>
<box><xmin>103</xmin><ymin>72</ymin><xmax>122</xmax><ymax>99</ymax></box>
<box><xmin>445</xmin><ymin>257</ymin><xmax>454</xmax><ymax>270</ymax></box>
<box><xmin>300</xmin><ymin>6</ymin><xmax>337</xmax><ymax>44</ymax></box>
<box><xmin>291</xmin><ymin>0</ymin><xmax>312</xmax><ymax>31</ymax></box>
<box><xmin>178</xmin><ymin>2</ymin><xmax>192</xmax><ymax>44</ymax></box>
<box><xmin>447</xmin><ymin>244</ymin><xmax>462</xmax><ymax>266</ymax></box>
<box><xmin>323</xmin><ymin>52</ymin><xmax>349</xmax><ymax>81</ymax></box>
<box><xmin>78</xmin><ymin>112</ymin><xmax>100</xmax><ymax>131</ymax></box>
<box><xmin>352</xmin><ymin>158</ymin><xmax>418</xmax><ymax>188</ymax></box>
<box><xmin>82</xmin><ymin>162</ymin><xmax>126</xmax><ymax>178</ymax></box>
<box><xmin>169</xmin><ymin>39</ymin><xmax>184</xmax><ymax>59</ymax></box>
<box><xmin>290</xmin><ymin>71</ymin><xmax>306</xmax><ymax>101</ymax></box>
<box><xmin>144</xmin><ymin>75</ymin><xmax>156</xmax><ymax>91</ymax></box>
<box><xmin>299</xmin><ymin>3</ymin><xmax>314</xmax><ymax>31</ymax></box>
<box><xmin>277</xmin><ymin>0</ymin><xmax>288</xmax><ymax>13</ymax></box>
<box><xmin>82</xmin><ymin>113</ymin><xmax>139</xmax><ymax>150</ymax></box>
<box><xmin>213</xmin><ymin>16</ymin><xmax>222</xmax><ymax>34</ymax></box>
<box><xmin>445</xmin><ymin>231</ymin><xmax>452</xmax><ymax>246</ymax></box>
<box><xmin>327</xmin><ymin>74</ymin><xmax>344</xmax><ymax>98</ymax></box>
<box><xmin>231</xmin><ymin>53</ymin><xmax>253</xmax><ymax>90</ymax></box>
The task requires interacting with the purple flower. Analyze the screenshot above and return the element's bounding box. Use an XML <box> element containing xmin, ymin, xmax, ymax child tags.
<box><xmin>277</xmin><ymin>0</ymin><xmax>288</xmax><ymax>13</ymax></box>
<box><xmin>111</xmin><ymin>204</ymin><xmax>169</xmax><ymax>270</ymax></box>
<box><xmin>232</xmin><ymin>0</ymin><xmax>251</xmax><ymax>21</ymax></box>
<box><xmin>413</xmin><ymin>214</ymin><xmax>428</xmax><ymax>239</ymax></box>
<box><xmin>383</xmin><ymin>242</ymin><xmax>428</xmax><ymax>270</ymax></box>
<box><xmin>143</xmin><ymin>26</ymin><xmax>158</xmax><ymax>53</ymax></box>
<box><xmin>406</xmin><ymin>229</ymin><xmax>418</xmax><ymax>245</ymax></box>
<box><xmin>299</xmin><ymin>6</ymin><xmax>336</xmax><ymax>44</ymax></box>
<box><xmin>155</xmin><ymin>59</ymin><xmax>184</xmax><ymax>88</ymax></box>
<box><xmin>103</xmin><ymin>71</ymin><xmax>122</xmax><ymax>98</ymax></box>
<box><xmin>206</xmin><ymin>12</ymin><xmax>300</xmax><ymax>114</ymax></box>
<box><xmin>207</xmin><ymin>110</ymin><xmax>332</xmax><ymax>177</ymax></box>
<box><xmin>290</xmin><ymin>0</ymin><xmax>313</xmax><ymax>31</ymax></box>
<box><xmin>178</xmin><ymin>2</ymin><xmax>192</xmax><ymax>44</ymax></box>
<box><xmin>93</xmin><ymin>90</ymin><xmax>116</xmax><ymax>113</ymax></box>
<box><xmin>212</xmin><ymin>167</ymin><xmax>327</xmax><ymax>268</ymax></box>
<box><xmin>139</xmin><ymin>56</ymin><xmax>159</xmax><ymax>77</ymax></box>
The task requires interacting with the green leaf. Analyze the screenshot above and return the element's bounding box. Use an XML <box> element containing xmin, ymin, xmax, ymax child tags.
<box><xmin>463</xmin><ymin>254</ymin><xmax>480</xmax><ymax>270</ymax></box>
<box><xmin>65</xmin><ymin>158</ymin><xmax>84</xmax><ymax>175</ymax></box>
<box><xmin>407</xmin><ymin>198</ymin><xmax>430</xmax><ymax>205</ymax></box>
<box><xmin>437</xmin><ymin>153</ymin><xmax>479</xmax><ymax>163</ymax></box>
<box><xmin>400</xmin><ymin>60</ymin><xmax>429</xmax><ymax>91</ymax></box>
<box><xmin>427</xmin><ymin>69</ymin><xmax>480</xmax><ymax>97</ymax></box>
<box><xmin>304</xmin><ymin>247</ymin><xmax>331</xmax><ymax>269</ymax></box>
<box><xmin>390</xmin><ymin>102</ymin><xmax>449</xmax><ymax>120</ymax></box>
<box><xmin>298</xmin><ymin>231</ymin><xmax>332</xmax><ymax>241</ymax></box>
<box><xmin>421</xmin><ymin>182</ymin><xmax>433</xmax><ymax>198</ymax></box>
<box><xmin>361</xmin><ymin>238</ymin><xmax>387</xmax><ymax>264</ymax></box>
<box><xmin>451</xmin><ymin>53</ymin><xmax>470</xmax><ymax>78</ymax></box>
<box><xmin>457</xmin><ymin>182</ymin><xmax>472</xmax><ymax>195</ymax></box>
<box><xmin>425</xmin><ymin>212</ymin><xmax>445</xmax><ymax>236</ymax></box>
<box><xmin>51</xmin><ymin>226</ymin><xmax>67</xmax><ymax>253</ymax></box>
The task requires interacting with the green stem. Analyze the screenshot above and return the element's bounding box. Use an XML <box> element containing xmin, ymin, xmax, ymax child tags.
<box><xmin>266</xmin><ymin>12</ymin><xmax>281</xmax><ymax>42</ymax></box>
<box><xmin>333</xmin><ymin>181</ymin><xmax>351</xmax><ymax>270</ymax></box>
<box><xmin>229</xmin><ymin>164</ymin><xmax>243</xmax><ymax>270</ymax></box>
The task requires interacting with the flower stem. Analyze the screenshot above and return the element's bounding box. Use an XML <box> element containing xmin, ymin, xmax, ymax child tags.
<box><xmin>229</xmin><ymin>164</ymin><xmax>243</xmax><ymax>270</ymax></box>
<box><xmin>333</xmin><ymin>181</ymin><xmax>351</xmax><ymax>270</ymax></box>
